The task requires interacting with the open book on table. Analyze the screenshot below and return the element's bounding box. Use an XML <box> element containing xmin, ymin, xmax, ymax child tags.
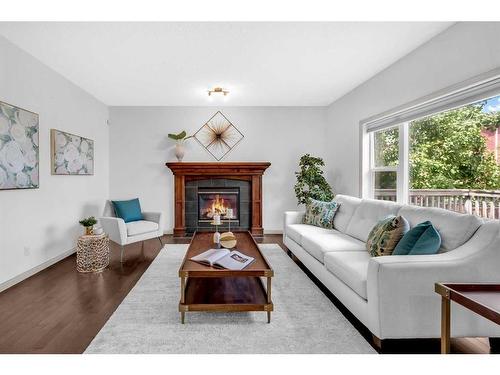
<box><xmin>190</xmin><ymin>249</ymin><xmax>255</xmax><ymax>271</ymax></box>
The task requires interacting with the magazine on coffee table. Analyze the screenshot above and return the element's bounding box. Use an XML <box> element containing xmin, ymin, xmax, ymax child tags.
<box><xmin>190</xmin><ymin>249</ymin><xmax>255</xmax><ymax>270</ymax></box>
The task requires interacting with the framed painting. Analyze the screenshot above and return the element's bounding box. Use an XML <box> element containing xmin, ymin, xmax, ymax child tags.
<box><xmin>0</xmin><ymin>101</ymin><xmax>39</xmax><ymax>190</ymax></box>
<box><xmin>50</xmin><ymin>129</ymin><xmax>94</xmax><ymax>175</ymax></box>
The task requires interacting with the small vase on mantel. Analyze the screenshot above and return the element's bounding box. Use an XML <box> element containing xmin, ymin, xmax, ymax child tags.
<box><xmin>175</xmin><ymin>142</ymin><xmax>185</xmax><ymax>162</ymax></box>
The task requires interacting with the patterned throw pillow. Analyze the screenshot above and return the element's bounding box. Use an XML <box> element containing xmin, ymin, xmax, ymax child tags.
<box><xmin>366</xmin><ymin>215</ymin><xmax>409</xmax><ymax>257</ymax></box>
<box><xmin>303</xmin><ymin>199</ymin><xmax>340</xmax><ymax>229</ymax></box>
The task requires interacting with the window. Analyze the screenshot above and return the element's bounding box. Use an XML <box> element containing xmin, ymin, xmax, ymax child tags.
<box><xmin>370</xmin><ymin>126</ymin><xmax>399</xmax><ymax>202</ymax></box>
<box><xmin>364</xmin><ymin>92</ymin><xmax>500</xmax><ymax>219</ymax></box>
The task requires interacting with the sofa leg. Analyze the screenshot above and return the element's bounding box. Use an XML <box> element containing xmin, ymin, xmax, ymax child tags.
<box><xmin>158</xmin><ymin>236</ymin><xmax>163</xmax><ymax>246</ymax></box>
<box><xmin>489</xmin><ymin>338</ymin><xmax>500</xmax><ymax>353</ymax></box>
<box><xmin>120</xmin><ymin>246</ymin><xmax>125</xmax><ymax>263</ymax></box>
<box><xmin>372</xmin><ymin>335</ymin><xmax>384</xmax><ymax>352</ymax></box>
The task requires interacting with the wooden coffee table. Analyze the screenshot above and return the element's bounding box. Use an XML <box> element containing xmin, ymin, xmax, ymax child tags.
<box><xmin>178</xmin><ymin>231</ymin><xmax>274</xmax><ymax>324</ymax></box>
<box><xmin>435</xmin><ymin>283</ymin><xmax>500</xmax><ymax>354</ymax></box>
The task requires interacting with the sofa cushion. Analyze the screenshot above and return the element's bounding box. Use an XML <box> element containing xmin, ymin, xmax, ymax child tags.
<box><xmin>301</xmin><ymin>230</ymin><xmax>367</xmax><ymax>263</ymax></box>
<box><xmin>332</xmin><ymin>195</ymin><xmax>362</xmax><ymax>233</ymax></box>
<box><xmin>126</xmin><ymin>220</ymin><xmax>159</xmax><ymax>237</ymax></box>
<box><xmin>286</xmin><ymin>224</ymin><xmax>333</xmax><ymax>246</ymax></box>
<box><xmin>366</xmin><ymin>215</ymin><xmax>409</xmax><ymax>257</ymax></box>
<box><xmin>303</xmin><ymin>199</ymin><xmax>339</xmax><ymax>229</ymax></box>
<box><xmin>324</xmin><ymin>251</ymin><xmax>371</xmax><ymax>300</ymax></box>
<box><xmin>397</xmin><ymin>205</ymin><xmax>482</xmax><ymax>251</ymax></box>
<box><xmin>345</xmin><ymin>199</ymin><xmax>402</xmax><ymax>242</ymax></box>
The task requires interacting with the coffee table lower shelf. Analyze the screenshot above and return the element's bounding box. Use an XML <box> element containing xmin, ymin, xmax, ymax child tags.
<box><xmin>179</xmin><ymin>276</ymin><xmax>273</xmax><ymax>323</ymax></box>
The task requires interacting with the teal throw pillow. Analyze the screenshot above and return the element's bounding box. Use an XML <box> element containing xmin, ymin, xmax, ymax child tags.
<box><xmin>393</xmin><ymin>220</ymin><xmax>441</xmax><ymax>255</ymax></box>
<box><xmin>112</xmin><ymin>198</ymin><xmax>143</xmax><ymax>223</ymax></box>
<box><xmin>303</xmin><ymin>199</ymin><xmax>339</xmax><ymax>229</ymax></box>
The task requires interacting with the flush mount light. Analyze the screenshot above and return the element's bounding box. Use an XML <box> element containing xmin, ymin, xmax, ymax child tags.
<box><xmin>208</xmin><ymin>87</ymin><xmax>229</xmax><ymax>97</ymax></box>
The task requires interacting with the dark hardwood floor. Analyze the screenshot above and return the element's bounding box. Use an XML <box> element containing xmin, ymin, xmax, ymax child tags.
<box><xmin>0</xmin><ymin>234</ymin><xmax>491</xmax><ymax>354</ymax></box>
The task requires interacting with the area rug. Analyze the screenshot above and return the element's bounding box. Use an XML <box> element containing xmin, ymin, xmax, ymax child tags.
<box><xmin>85</xmin><ymin>244</ymin><xmax>376</xmax><ymax>354</ymax></box>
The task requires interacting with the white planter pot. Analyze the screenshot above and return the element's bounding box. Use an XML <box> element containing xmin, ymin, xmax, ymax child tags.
<box><xmin>175</xmin><ymin>143</ymin><xmax>185</xmax><ymax>162</ymax></box>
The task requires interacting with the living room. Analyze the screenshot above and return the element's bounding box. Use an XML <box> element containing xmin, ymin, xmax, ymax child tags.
<box><xmin>1</xmin><ymin>1</ymin><xmax>500</xmax><ymax>373</ymax></box>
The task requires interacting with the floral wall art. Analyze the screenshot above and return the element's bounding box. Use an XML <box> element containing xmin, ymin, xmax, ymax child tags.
<box><xmin>51</xmin><ymin>129</ymin><xmax>94</xmax><ymax>175</ymax></box>
<box><xmin>0</xmin><ymin>101</ymin><xmax>39</xmax><ymax>190</ymax></box>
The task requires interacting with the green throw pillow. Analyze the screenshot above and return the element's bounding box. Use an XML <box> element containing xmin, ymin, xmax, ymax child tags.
<box><xmin>303</xmin><ymin>199</ymin><xmax>339</xmax><ymax>229</ymax></box>
<box><xmin>393</xmin><ymin>220</ymin><xmax>441</xmax><ymax>255</ymax></box>
<box><xmin>366</xmin><ymin>215</ymin><xmax>409</xmax><ymax>257</ymax></box>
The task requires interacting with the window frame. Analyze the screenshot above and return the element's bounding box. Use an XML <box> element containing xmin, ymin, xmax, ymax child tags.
<box><xmin>360</xmin><ymin>69</ymin><xmax>500</xmax><ymax>203</ymax></box>
<box><xmin>367</xmin><ymin>123</ymin><xmax>408</xmax><ymax>203</ymax></box>
<box><xmin>361</xmin><ymin>86</ymin><xmax>500</xmax><ymax>203</ymax></box>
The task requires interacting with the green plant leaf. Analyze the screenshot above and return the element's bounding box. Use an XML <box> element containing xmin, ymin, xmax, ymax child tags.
<box><xmin>294</xmin><ymin>154</ymin><xmax>334</xmax><ymax>205</ymax></box>
<box><xmin>168</xmin><ymin>130</ymin><xmax>187</xmax><ymax>140</ymax></box>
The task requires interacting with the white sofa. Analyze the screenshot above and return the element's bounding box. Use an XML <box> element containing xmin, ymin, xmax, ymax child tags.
<box><xmin>283</xmin><ymin>195</ymin><xmax>500</xmax><ymax>345</ymax></box>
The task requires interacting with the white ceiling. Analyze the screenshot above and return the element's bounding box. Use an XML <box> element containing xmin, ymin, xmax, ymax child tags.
<box><xmin>0</xmin><ymin>22</ymin><xmax>452</xmax><ymax>106</ymax></box>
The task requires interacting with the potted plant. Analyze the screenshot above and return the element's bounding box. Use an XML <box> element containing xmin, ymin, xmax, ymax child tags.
<box><xmin>294</xmin><ymin>154</ymin><xmax>334</xmax><ymax>205</ymax></box>
<box><xmin>168</xmin><ymin>131</ymin><xmax>193</xmax><ymax>161</ymax></box>
<box><xmin>79</xmin><ymin>216</ymin><xmax>98</xmax><ymax>236</ymax></box>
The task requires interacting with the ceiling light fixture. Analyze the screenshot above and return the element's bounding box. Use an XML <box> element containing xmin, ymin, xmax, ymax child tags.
<box><xmin>208</xmin><ymin>87</ymin><xmax>229</xmax><ymax>97</ymax></box>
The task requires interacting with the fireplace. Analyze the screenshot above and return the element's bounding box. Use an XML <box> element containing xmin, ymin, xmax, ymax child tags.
<box><xmin>185</xmin><ymin>179</ymin><xmax>248</xmax><ymax>233</ymax></box>
<box><xmin>165</xmin><ymin>162</ymin><xmax>271</xmax><ymax>237</ymax></box>
<box><xmin>198</xmin><ymin>187</ymin><xmax>240</xmax><ymax>223</ymax></box>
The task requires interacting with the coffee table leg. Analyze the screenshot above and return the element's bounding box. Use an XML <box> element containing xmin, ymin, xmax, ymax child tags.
<box><xmin>267</xmin><ymin>277</ymin><xmax>272</xmax><ymax>323</ymax></box>
<box><xmin>441</xmin><ymin>296</ymin><xmax>451</xmax><ymax>354</ymax></box>
<box><xmin>180</xmin><ymin>276</ymin><xmax>186</xmax><ymax>324</ymax></box>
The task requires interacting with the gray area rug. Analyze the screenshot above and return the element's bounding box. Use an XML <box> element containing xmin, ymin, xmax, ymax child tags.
<box><xmin>85</xmin><ymin>243</ymin><xmax>375</xmax><ymax>354</ymax></box>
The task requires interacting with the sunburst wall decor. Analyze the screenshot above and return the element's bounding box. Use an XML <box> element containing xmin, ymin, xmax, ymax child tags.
<box><xmin>194</xmin><ymin>111</ymin><xmax>244</xmax><ymax>161</ymax></box>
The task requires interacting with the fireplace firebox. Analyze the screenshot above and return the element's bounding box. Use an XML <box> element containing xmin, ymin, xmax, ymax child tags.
<box><xmin>198</xmin><ymin>188</ymin><xmax>240</xmax><ymax>223</ymax></box>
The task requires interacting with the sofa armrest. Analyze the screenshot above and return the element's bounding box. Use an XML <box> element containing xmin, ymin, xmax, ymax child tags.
<box><xmin>142</xmin><ymin>211</ymin><xmax>165</xmax><ymax>234</ymax></box>
<box><xmin>367</xmin><ymin>239</ymin><xmax>500</xmax><ymax>338</ymax></box>
<box><xmin>142</xmin><ymin>211</ymin><xmax>162</xmax><ymax>224</ymax></box>
<box><xmin>284</xmin><ymin>211</ymin><xmax>305</xmax><ymax>226</ymax></box>
<box><xmin>98</xmin><ymin>216</ymin><xmax>127</xmax><ymax>245</ymax></box>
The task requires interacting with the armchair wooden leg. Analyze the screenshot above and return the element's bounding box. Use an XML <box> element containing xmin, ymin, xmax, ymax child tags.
<box><xmin>158</xmin><ymin>236</ymin><xmax>163</xmax><ymax>246</ymax></box>
<box><xmin>120</xmin><ymin>245</ymin><xmax>125</xmax><ymax>263</ymax></box>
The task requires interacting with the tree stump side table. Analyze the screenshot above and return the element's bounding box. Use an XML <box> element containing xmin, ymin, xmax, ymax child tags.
<box><xmin>76</xmin><ymin>233</ymin><xmax>110</xmax><ymax>273</ymax></box>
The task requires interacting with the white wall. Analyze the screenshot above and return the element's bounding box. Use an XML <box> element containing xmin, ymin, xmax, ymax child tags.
<box><xmin>109</xmin><ymin>107</ymin><xmax>328</xmax><ymax>233</ymax></box>
<box><xmin>326</xmin><ymin>22</ymin><xmax>500</xmax><ymax>197</ymax></box>
<box><xmin>0</xmin><ymin>36</ymin><xmax>109</xmax><ymax>289</ymax></box>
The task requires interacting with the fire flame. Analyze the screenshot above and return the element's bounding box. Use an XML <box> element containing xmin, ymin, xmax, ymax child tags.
<box><xmin>200</xmin><ymin>193</ymin><xmax>236</xmax><ymax>220</ymax></box>
<box><xmin>210</xmin><ymin>194</ymin><xmax>230</xmax><ymax>216</ymax></box>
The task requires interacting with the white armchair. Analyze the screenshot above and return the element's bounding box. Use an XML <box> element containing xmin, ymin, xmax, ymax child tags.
<box><xmin>99</xmin><ymin>200</ymin><xmax>165</xmax><ymax>262</ymax></box>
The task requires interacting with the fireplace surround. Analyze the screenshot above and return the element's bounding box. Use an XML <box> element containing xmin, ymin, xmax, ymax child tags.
<box><xmin>165</xmin><ymin>162</ymin><xmax>271</xmax><ymax>237</ymax></box>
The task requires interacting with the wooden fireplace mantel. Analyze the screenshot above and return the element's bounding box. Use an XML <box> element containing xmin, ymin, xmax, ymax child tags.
<box><xmin>166</xmin><ymin>162</ymin><xmax>271</xmax><ymax>237</ymax></box>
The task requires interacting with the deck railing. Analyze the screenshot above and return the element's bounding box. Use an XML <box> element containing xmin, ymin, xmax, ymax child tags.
<box><xmin>374</xmin><ymin>189</ymin><xmax>500</xmax><ymax>219</ymax></box>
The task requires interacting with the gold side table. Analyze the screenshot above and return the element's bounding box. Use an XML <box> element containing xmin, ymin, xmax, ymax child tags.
<box><xmin>76</xmin><ymin>233</ymin><xmax>110</xmax><ymax>273</ymax></box>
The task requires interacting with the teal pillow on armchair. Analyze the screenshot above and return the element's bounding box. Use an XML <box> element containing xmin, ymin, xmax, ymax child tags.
<box><xmin>112</xmin><ymin>198</ymin><xmax>144</xmax><ymax>223</ymax></box>
<box><xmin>393</xmin><ymin>220</ymin><xmax>441</xmax><ymax>255</ymax></box>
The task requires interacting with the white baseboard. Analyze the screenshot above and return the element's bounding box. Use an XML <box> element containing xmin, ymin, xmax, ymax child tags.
<box><xmin>264</xmin><ymin>230</ymin><xmax>283</xmax><ymax>235</ymax></box>
<box><xmin>0</xmin><ymin>247</ymin><xmax>76</xmax><ymax>293</ymax></box>
<box><xmin>264</xmin><ymin>229</ymin><xmax>283</xmax><ymax>234</ymax></box>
